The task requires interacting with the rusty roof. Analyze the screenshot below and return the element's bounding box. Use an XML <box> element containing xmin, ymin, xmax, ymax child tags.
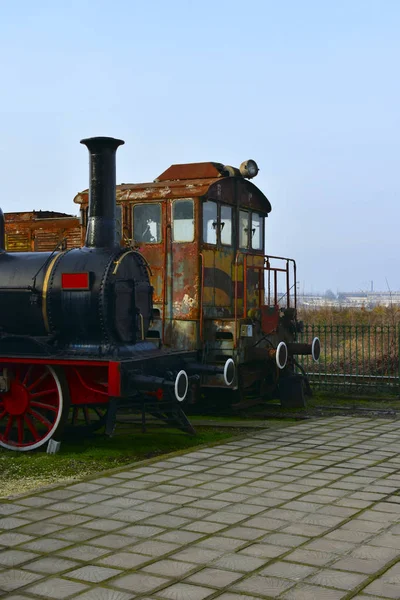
<box><xmin>73</xmin><ymin>162</ymin><xmax>271</xmax><ymax>213</ymax></box>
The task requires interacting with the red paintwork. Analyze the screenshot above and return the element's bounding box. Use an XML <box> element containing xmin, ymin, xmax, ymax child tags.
<box><xmin>261</xmin><ymin>305</ymin><xmax>280</xmax><ymax>335</ymax></box>
<box><xmin>61</xmin><ymin>272</ymin><xmax>90</xmax><ymax>290</ymax></box>
<box><xmin>0</xmin><ymin>364</ymin><xmax>63</xmax><ymax>448</ymax></box>
<box><xmin>108</xmin><ymin>362</ymin><xmax>121</xmax><ymax>397</ymax></box>
<box><xmin>0</xmin><ymin>358</ymin><xmax>119</xmax><ymax>406</ymax></box>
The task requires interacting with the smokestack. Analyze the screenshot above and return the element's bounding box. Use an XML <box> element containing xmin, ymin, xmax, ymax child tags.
<box><xmin>80</xmin><ymin>136</ymin><xmax>124</xmax><ymax>248</ymax></box>
<box><xmin>0</xmin><ymin>208</ymin><xmax>4</xmax><ymax>251</ymax></box>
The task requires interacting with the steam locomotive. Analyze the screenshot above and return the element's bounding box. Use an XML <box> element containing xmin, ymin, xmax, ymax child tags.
<box><xmin>0</xmin><ymin>137</ymin><xmax>234</xmax><ymax>452</ymax></box>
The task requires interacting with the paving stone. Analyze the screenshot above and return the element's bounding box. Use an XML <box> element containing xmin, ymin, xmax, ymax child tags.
<box><xmin>128</xmin><ymin>540</ymin><xmax>180</xmax><ymax>557</ymax></box>
<box><xmin>216</xmin><ymin>594</ymin><xmax>260</xmax><ymax>600</ymax></box>
<box><xmin>122</xmin><ymin>524</ymin><xmax>165</xmax><ymax>537</ymax></box>
<box><xmin>362</xmin><ymin>580</ymin><xmax>400</xmax><ymax>598</ymax></box>
<box><xmin>20</xmin><ymin>537</ymin><xmax>72</xmax><ymax>552</ymax></box>
<box><xmin>0</xmin><ymin>502</ymin><xmax>35</xmax><ymax>513</ymax></box>
<box><xmin>0</xmin><ymin>595</ymin><xmax>36</xmax><ymax>600</ymax></box>
<box><xmin>0</xmin><ymin>549</ymin><xmax>40</xmax><ymax>567</ymax></box>
<box><xmin>213</xmin><ymin>553</ymin><xmax>267</xmax><ymax>572</ymax></box>
<box><xmin>233</xmin><ymin>574</ymin><xmax>294</xmax><ymax>597</ymax></box>
<box><xmin>19</xmin><ymin>522</ymin><xmax>65</xmax><ymax>536</ymax></box>
<box><xmin>157</xmin><ymin>582</ymin><xmax>215</xmax><ymax>600</ymax></box>
<box><xmin>281</xmin><ymin>582</ymin><xmax>348</xmax><ymax>599</ymax></box>
<box><xmin>57</xmin><ymin>544</ymin><xmax>111</xmax><ymax>561</ymax></box>
<box><xmin>0</xmin><ymin>532</ymin><xmax>34</xmax><ymax>546</ymax></box>
<box><xmin>186</xmin><ymin>567</ymin><xmax>243</xmax><ymax>587</ymax></box>
<box><xmin>369</xmin><ymin>533</ymin><xmax>400</xmax><ymax>549</ymax></box>
<box><xmin>25</xmin><ymin>576</ymin><xmax>89</xmax><ymax>598</ymax></box>
<box><xmin>82</xmin><ymin>518</ymin><xmax>128</xmax><ymax>532</ymax></box>
<box><xmin>98</xmin><ymin>552</ymin><xmax>152</xmax><ymax>569</ymax></box>
<box><xmin>112</xmin><ymin>572</ymin><xmax>170</xmax><ymax>593</ymax></box>
<box><xmin>261</xmin><ymin>533</ymin><xmax>310</xmax><ymax>547</ymax></box>
<box><xmin>0</xmin><ymin>568</ymin><xmax>43</xmax><ymax>592</ymax></box>
<box><xmin>43</xmin><ymin>489</ymin><xmax>81</xmax><ymax>500</ymax></box>
<box><xmin>304</xmin><ymin>538</ymin><xmax>356</xmax><ymax>554</ymax></box>
<box><xmin>144</xmin><ymin>515</ymin><xmax>190</xmax><ymax>528</ymax></box>
<box><xmin>281</xmin><ymin>523</ymin><xmax>330</xmax><ymax>537</ymax></box>
<box><xmin>87</xmin><ymin>533</ymin><xmax>136</xmax><ymax>548</ymax></box>
<box><xmin>285</xmin><ymin>549</ymin><xmax>336</xmax><ymax>567</ymax></box>
<box><xmin>143</xmin><ymin>558</ymin><xmax>197</xmax><ymax>577</ymax></box>
<box><xmin>184</xmin><ymin>520</ymin><xmax>226</xmax><ymax>534</ymax></box>
<box><xmin>0</xmin><ymin>516</ymin><xmax>31</xmax><ymax>529</ymax></box>
<box><xmin>260</xmin><ymin>561</ymin><xmax>317</xmax><ymax>580</ymax></box>
<box><xmin>73</xmin><ymin>589</ymin><xmax>135</xmax><ymax>600</ymax></box>
<box><xmin>196</xmin><ymin>536</ymin><xmax>246</xmax><ymax>552</ymax></box>
<box><xmin>67</xmin><ymin>565</ymin><xmax>122</xmax><ymax>582</ymax></box>
<box><xmin>48</xmin><ymin>513</ymin><xmax>92</xmax><ymax>526</ymax></box>
<box><xmin>331</xmin><ymin>556</ymin><xmax>387</xmax><ymax>574</ymax></box>
<box><xmin>239</xmin><ymin>544</ymin><xmax>291</xmax><ymax>559</ymax></box>
<box><xmin>53</xmin><ymin>527</ymin><xmax>101</xmax><ymax>542</ymax></box>
<box><xmin>157</xmin><ymin>530</ymin><xmax>204</xmax><ymax>544</ymax></box>
<box><xmin>307</xmin><ymin>568</ymin><xmax>367</xmax><ymax>590</ymax></box>
<box><xmin>23</xmin><ymin>556</ymin><xmax>80</xmax><ymax>573</ymax></box>
<box><xmin>204</xmin><ymin>511</ymin><xmax>247</xmax><ymax>525</ymax></box>
<box><xmin>171</xmin><ymin>547</ymin><xmax>223</xmax><ymax>564</ymax></box>
<box><xmin>244</xmin><ymin>516</ymin><xmax>287</xmax><ymax>530</ymax></box>
<box><xmin>324</xmin><ymin>529</ymin><xmax>372</xmax><ymax>544</ymax></box>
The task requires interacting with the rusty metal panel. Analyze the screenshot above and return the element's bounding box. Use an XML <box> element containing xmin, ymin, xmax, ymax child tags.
<box><xmin>5</xmin><ymin>233</ymin><xmax>31</xmax><ymax>251</ymax></box>
<box><xmin>155</xmin><ymin>162</ymin><xmax>224</xmax><ymax>182</ymax></box>
<box><xmin>34</xmin><ymin>230</ymin><xmax>61</xmax><ymax>251</ymax></box>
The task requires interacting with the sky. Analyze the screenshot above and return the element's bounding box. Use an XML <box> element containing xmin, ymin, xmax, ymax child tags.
<box><xmin>0</xmin><ymin>0</ymin><xmax>399</xmax><ymax>293</ymax></box>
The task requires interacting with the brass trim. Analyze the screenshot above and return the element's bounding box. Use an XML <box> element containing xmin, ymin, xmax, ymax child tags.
<box><xmin>42</xmin><ymin>251</ymin><xmax>65</xmax><ymax>333</ymax></box>
<box><xmin>112</xmin><ymin>249</ymin><xmax>152</xmax><ymax>276</ymax></box>
<box><xmin>112</xmin><ymin>250</ymin><xmax>135</xmax><ymax>275</ymax></box>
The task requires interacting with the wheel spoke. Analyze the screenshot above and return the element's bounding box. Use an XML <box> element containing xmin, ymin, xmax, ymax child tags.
<box><xmin>24</xmin><ymin>414</ymin><xmax>41</xmax><ymax>442</ymax></box>
<box><xmin>31</xmin><ymin>389</ymin><xmax>57</xmax><ymax>399</ymax></box>
<box><xmin>4</xmin><ymin>415</ymin><xmax>14</xmax><ymax>439</ymax></box>
<box><xmin>22</xmin><ymin>365</ymin><xmax>33</xmax><ymax>386</ymax></box>
<box><xmin>30</xmin><ymin>401</ymin><xmax>58</xmax><ymax>412</ymax></box>
<box><xmin>0</xmin><ymin>365</ymin><xmax>65</xmax><ymax>451</ymax></box>
<box><xmin>28</xmin><ymin>408</ymin><xmax>53</xmax><ymax>430</ymax></box>
<box><xmin>17</xmin><ymin>416</ymin><xmax>24</xmax><ymax>444</ymax></box>
<box><xmin>26</xmin><ymin>371</ymin><xmax>48</xmax><ymax>391</ymax></box>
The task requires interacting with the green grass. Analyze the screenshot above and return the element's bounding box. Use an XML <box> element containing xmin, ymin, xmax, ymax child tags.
<box><xmin>0</xmin><ymin>424</ymin><xmax>253</xmax><ymax>499</ymax></box>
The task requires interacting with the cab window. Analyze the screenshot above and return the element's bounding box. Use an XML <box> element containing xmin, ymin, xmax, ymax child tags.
<box><xmin>239</xmin><ymin>210</ymin><xmax>249</xmax><ymax>248</ymax></box>
<box><xmin>251</xmin><ymin>212</ymin><xmax>264</xmax><ymax>250</ymax></box>
<box><xmin>133</xmin><ymin>204</ymin><xmax>161</xmax><ymax>243</ymax></box>
<box><xmin>220</xmin><ymin>205</ymin><xmax>232</xmax><ymax>245</ymax></box>
<box><xmin>203</xmin><ymin>200</ymin><xmax>217</xmax><ymax>245</ymax></box>
<box><xmin>172</xmin><ymin>199</ymin><xmax>194</xmax><ymax>242</ymax></box>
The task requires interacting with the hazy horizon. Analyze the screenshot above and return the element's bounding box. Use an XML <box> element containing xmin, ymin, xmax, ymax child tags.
<box><xmin>1</xmin><ymin>0</ymin><xmax>399</xmax><ymax>292</ymax></box>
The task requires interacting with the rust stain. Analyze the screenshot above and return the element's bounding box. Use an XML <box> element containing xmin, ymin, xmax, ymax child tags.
<box><xmin>4</xmin><ymin>211</ymin><xmax>80</xmax><ymax>252</ymax></box>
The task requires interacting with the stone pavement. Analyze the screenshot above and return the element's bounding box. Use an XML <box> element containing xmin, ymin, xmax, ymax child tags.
<box><xmin>1</xmin><ymin>416</ymin><xmax>400</xmax><ymax>600</ymax></box>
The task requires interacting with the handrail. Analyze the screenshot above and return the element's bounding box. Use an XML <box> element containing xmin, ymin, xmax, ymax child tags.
<box><xmin>199</xmin><ymin>253</ymin><xmax>204</xmax><ymax>342</ymax></box>
<box><xmin>233</xmin><ymin>252</ymin><xmax>297</xmax><ymax>347</ymax></box>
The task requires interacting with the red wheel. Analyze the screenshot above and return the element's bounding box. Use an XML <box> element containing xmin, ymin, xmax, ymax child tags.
<box><xmin>0</xmin><ymin>365</ymin><xmax>69</xmax><ymax>451</ymax></box>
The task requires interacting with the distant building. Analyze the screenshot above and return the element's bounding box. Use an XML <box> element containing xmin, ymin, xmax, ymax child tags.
<box><xmin>297</xmin><ymin>291</ymin><xmax>400</xmax><ymax>309</ymax></box>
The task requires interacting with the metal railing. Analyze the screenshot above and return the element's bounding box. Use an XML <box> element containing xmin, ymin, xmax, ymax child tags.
<box><xmin>297</xmin><ymin>324</ymin><xmax>400</xmax><ymax>396</ymax></box>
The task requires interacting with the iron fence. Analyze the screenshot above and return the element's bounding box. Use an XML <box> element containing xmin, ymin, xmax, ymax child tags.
<box><xmin>297</xmin><ymin>324</ymin><xmax>400</xmax><ymax>396</ymax></box>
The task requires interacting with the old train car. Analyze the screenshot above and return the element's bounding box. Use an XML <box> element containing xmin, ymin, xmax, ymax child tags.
<box><xmin>4</xmin><ymin>210</ymin><xmax>80</xmax><ymax>252</ymax></box>
<box><xmin>74</xmin><ymin>160</ymin><xmax>320</xmax><ymax>406</ymax></box>
<box><xmin>0</xmin><ymin>137</ymin><xmax>235</xmax><ymax>453</ymax></box>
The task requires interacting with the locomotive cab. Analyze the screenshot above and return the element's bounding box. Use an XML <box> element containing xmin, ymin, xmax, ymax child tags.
<box><xmin>75</xmin><ymin>159</ymin><xmax>319</xmax><ymax>407</ymax></box>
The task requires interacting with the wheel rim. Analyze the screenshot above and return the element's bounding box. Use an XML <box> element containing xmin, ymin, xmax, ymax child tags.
<box><xmin>0</xmin><ymin>365</ymin><xmax>64</xmax><ymax>451</ymax></box>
